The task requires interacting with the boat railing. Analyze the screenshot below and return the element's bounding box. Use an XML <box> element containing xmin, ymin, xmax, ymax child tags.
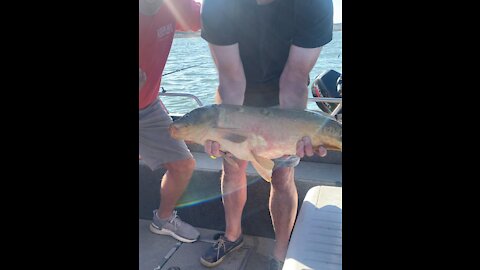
<box><xmin>308</xmin><ymin>97</ymin><xmax>342</xmax><ymax>117</ymax></box>
<box><xmin>159</xmin><ymin>88</ymin><xmax>204</xmax><ymax>107</ymax></box>
<box><xmin>159</xmin><ymin>92</ymin><xmax>342</xmax><ymax>117</ymax></box>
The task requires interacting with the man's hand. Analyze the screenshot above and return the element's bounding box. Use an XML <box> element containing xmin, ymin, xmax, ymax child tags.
<box><xmin>139</xmin><ymin>68</ymin><xmax>147</xmax><ymax>91</ymax></box>
<box><xmin>204</xmin><ymin>140</ymin><xmax>240</xmax><ymax>169</ymax></box>
<box><xmin>204</xmin><ymin>140</ymin><xmax>223</xmax><ymax>158</ymax></box>
<box><xmin>296</xmin><ymin>136</ymin><xmax>327</xmax><ymax>158</ymax></box>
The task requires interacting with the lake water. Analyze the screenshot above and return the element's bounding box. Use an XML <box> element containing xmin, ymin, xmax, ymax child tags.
<box><xmin>161</xmin><ymin>31</ymin><xmax>342</xmax><ymax>113</ymax></box>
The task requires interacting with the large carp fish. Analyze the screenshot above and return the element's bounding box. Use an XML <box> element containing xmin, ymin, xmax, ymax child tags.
<box><xmin>169</xmin><ymin>104</ymin><xmax>342</xmax><ymax>182</ymax></box>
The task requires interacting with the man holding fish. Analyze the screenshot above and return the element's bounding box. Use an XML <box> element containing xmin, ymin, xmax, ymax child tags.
<box><xmin>195</xmin><ymin>0</ymin><xmax>335</xmax><ymax>268</ymax></box>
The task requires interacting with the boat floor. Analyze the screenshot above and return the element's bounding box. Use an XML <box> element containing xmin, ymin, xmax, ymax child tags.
<box><xmin>139</xmin><ymin>219</ymin><xmax>275</xmax><ymax>270</ymax></box>
<box><xmin>139</xmin><ymin>150</ymin><xmax>342</xmax><ymax>270</ymax></box>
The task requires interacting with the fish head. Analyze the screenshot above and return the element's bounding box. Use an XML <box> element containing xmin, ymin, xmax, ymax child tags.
<box><xmin>169</xmin><ymin>105</ymin><xmax>219</xmax><ymax>141</ymax></box>
<box><xmin>318</xmin><ymin>118</ymin><xmax>342</xmax><ymax>151</ymax></box>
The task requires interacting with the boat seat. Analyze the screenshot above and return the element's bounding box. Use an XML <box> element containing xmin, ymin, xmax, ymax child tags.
<box><xmin>283</xmin><ymin>186</ymin><xmax>342</xmax><ymax>270</ymax></box>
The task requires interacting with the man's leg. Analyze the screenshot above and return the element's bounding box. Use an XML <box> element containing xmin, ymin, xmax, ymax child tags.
<box><xmin>149</xmin><ymin>155</ymin><xmax>199</xmax><ymax>243</ymax></box>
<box><xmin>139</xmin><ymin>99</ymin><xmax>199</xmax><ymax>242</ymax></box>
<box><xmin>270</xmin><ymin>166</ymin><xmax>298</xmax><ymax>261</ymax></box>
<box><xmin>200</xmin><ymin>159</ymin><xmax>247</xmax><ymax>267</ymax></box>
<box><xmin>157</xmin><ymin>157</ymin><xmax>195</xmax><ymax>219</ymax></box>
<box><xmin>222</xmin><ymin>159</ymin><xmax>248</xmax><ymax>242</ymax></box>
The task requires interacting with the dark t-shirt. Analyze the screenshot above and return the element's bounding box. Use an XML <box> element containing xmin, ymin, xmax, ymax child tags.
<box><xmin>201</xmin><ymin>0</ymin><xmax>333</xmax><ymax>106</ymax></box>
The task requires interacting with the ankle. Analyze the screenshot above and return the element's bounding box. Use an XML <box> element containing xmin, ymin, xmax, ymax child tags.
<box><xmin>272</xmin><ymin>251</ymin><xmax>286</xmax><ymax>263</ymax></box>
<box><xmin>156</xmin><ymin>210</ymin><xmax>173</xmax><ymax>220</ymax></box>
<box><xmin>224</xmin><ymin>232</ymin><xmax>242</xmax><ymax>242</ymax></box>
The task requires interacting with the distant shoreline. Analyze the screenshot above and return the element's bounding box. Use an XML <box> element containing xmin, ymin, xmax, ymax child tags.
<box><xmin>174</xmin><ymin>31</ymin><xmax>201</xmax><ymax>38</ymax></box>
<box><xmin>175</xmin><ymin>23</ymin><xmax>342</xmax><ymax>38</ymax></box>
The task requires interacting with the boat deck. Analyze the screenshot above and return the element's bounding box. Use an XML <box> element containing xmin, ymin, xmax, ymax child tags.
<box><xmin>140</xmin><ymin>219</ymin><xmax>276</xmax><ymax>270</ymax></box>
<box><xmin>139</xmin><ymin>149</ymin><xmax>342</xmax><ymax>270</ymax></box>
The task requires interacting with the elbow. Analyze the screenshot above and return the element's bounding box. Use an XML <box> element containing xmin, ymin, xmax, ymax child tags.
<box><xmin>280</xmin><ymin>64</ymin><xmax>309</xmax><ymax>83</ymax></box>
<box><xmin>279</xmin><ymin>71</ymin><xmax>310</xmax><ymax>109</ymax></box>
<box><xmin>279</xmin><ymin>71</ymin><xmax>309</xmax><ymax>94</ymax></box>
<box><xmin>217</xmin><ymin>76</ymin><xmax>246</xmax><ymax>105</ymax></box>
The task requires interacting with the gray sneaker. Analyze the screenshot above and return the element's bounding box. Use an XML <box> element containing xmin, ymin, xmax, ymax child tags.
<box><xmin>149</xmin><ymin>210</ymin><xmax>200</xmax><ymax>243</ymax></box>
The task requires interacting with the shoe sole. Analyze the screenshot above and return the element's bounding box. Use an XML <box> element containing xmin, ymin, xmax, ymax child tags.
<box><xmin>199</xmin><ymin>241</ymin><xmax>244</xmax><ymax>268</ymax></box>
<box><xmin>149</xmin><ymin>223</ymin><xmax>198</xmax><ymax>243</ymax></box>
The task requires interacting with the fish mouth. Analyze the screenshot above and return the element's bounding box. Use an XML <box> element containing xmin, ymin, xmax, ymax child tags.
<box><xmin>169</xmin><ymin>124</ymin><xmax>182</xmax><ymax>139</ymax></box>
<box><xmin>169</xmin><ymin>123</ymin><xmax>194</xmax><ymax>140</ymax></box>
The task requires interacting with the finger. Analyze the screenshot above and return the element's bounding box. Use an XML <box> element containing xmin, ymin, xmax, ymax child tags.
<box><xmin>204</xmin><ymin>140</ymin><xmax>213</xmax><ymax>156</ymax></box>
<box><xmin>316</xmin><ymin>146</ymin><xmax>328</xmax><ymax>157</ymax></box>
<box><xmin>219</xmin><ymin>150</ymin><xmax>231</xmax><ymax>157</ymax></box>
<box><xmin>212</xmin><ymin>141</ymin><xmax>222</xmax><ymax>157</ymax></box>
<box><xmin>296</xmin><ymin>139</ymin><xmax>305</xmax><ymax>158</ymax></box>
<box><xmin>303</xmin><ymin>136</ymin><xmax>314</xmax><ymax>157</ymax></box>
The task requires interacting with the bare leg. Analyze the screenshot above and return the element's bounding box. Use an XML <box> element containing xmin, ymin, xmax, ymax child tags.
<box><xmin>157</xmin><ymin>158</ymin><xmax>196</xmax><ymax>219</ymax></box>
<box><xmin>222</xmin><ymin>159</ymin><xmax>248</xmax><ymax>241</ymax></box>
<box><xmin>270</xmin><ymin>167</ymin><xmax>298</xmax><ymax>261</ymax></box>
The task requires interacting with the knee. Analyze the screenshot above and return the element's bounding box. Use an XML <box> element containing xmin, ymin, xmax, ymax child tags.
<box><xmin>224</xmin><ymin>159</ymin><xmax>248</xmax><ymax>173</ymax></box>
<box><xmin>222</xmin><ymin>159</ymin><xmax>248</xmax><ymax>179</ymax></box>
<box><xmin>271</xmin><ymin>167</ymin><xmax>295</xmax><ymax>191</ymax></box>
<box><xmin>165</xmin><ymin>158</ymin><xmax>196</xmax><ymax>174</ymax></box>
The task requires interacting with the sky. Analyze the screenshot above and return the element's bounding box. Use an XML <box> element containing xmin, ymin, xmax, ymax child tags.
<box><xmin>194</xmin><ymin>0</ymin><xmax>342</xmax><ymax>23</ymax></box>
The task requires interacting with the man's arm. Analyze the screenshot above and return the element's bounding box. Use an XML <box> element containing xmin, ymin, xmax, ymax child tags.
<box><xmin>279</xmin><ymin>45</ymin><xmax>327</xmax><ymax>158</ymax></box>
<box><xmin>200</xmin><ymin>0</ymin><xmax>245</xmax><ymax>157</ymax></box>
<box><xmin>282</xmin><ymin>0</ymin><xmax>334</xmax><ymax>158</ymax></box>
<box><xmin>279</xmin><ymin>45</ymin><xmax>321</xmax><ymax>110</ymax></box>
<box><xmin>204</xmin><ymin>43</ymin><xmax>246</xmax><ymax>157</ymax></box>
<box><xmin>209</xmin><ymin>44</ymin><xmax>246</xmax><ymax>105</ymax></box>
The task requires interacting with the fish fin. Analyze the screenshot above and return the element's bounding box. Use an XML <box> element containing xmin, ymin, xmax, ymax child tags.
<box><xmin>325</xmin><ymin>146</ymin><xmax>342</xmax><ymax>151</ymax></box>
<box><xmin>252</xmin><ymin>154</ymin><xmax>274</xmax><ymax>172</ymax></box>
<box><xmin>250</xmin><ymin>153</ymin><xmax>274</xmax><ymax>182</ymax></box>
<box><xmin>222</xmin><ymin>133</ymin><xmax>248</xmax><ymax>143</ymax></box>
<box><xmin>214</xmin><ymin>128</ymin><xmax>250</xmax><ymax>144</ymax></box>
<box><xmin>317</xmin><ymin>143</ymin><xmax>342</xmax><ymax>152</ymax></box>
<box><xmin>223</xmin><ymin>154</ymin><xmax>239</xmax><ymax>170</ymax></box>
<box><xmin>250</xmin><ymin>160</ymin><xmax>273</xmax><ymax>182</ymax></box>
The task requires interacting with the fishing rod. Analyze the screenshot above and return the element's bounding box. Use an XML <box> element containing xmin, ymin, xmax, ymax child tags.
<box><xmin>162</xmin><ymin>63</ymin><xmax>203</xmax><ymax>77</ymax></box>
<box><xmin>159</xmin><ymin>63</ymin><xmax>205</xmax><ymax>107</ymax></box>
